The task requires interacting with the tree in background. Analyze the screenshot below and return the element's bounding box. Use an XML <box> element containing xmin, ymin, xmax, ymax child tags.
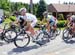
<box><xmin>0</xmin><ymin>0</ymin><xmax>47</xmax><ymax>19</ymax></box>
<box><xmin>33</xmin><ymin>3</ymin><xmax>38</xmax><ymax>15</ymax></box>
<box><xmin>36</xmin><ymin>0</ymin><xmax>46</xmax><ymax>20</ymax></box>
<box><xmin>63</xmin><ymin>2</ymin><xmax>75</xmax><ymax>5</ymax></box>
<box><xmin>0</xmin><ymin>0</ymin><xmax>10</xmax><ymax>11</ymax></box>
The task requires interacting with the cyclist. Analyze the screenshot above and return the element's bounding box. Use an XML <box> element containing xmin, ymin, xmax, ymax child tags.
<box><xmin>66</xmin><ymin>15</ymin><xmax>72</xmax><ymax>28</ymax></box>
<box><xmin>15</xmin><ymin>8</ymin><xmax>38</xmax><ymax>38</ymax></box>
<box><xmin>70</xmin><ymin>15</ymin><xmax>75</xmax><ymax>34</ymax></box>
<box><xmin>66</xmin><ymin>15</ymin><xmax>75</xmax><ymax>37</ymax></box>
<box><xmin>43</xmin><ymin>12</ymin><xmax>57</xmax><ymax>32</ymax></box>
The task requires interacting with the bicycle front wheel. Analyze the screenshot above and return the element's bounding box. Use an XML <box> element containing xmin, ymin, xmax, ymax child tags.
<box><xmin>14</xmin><ymin>32</ymin><xmax>30</xmax><ymax>48</ymax></box>
<box><xmin>62</xmin><ymin>29</ymin><xmax>71</xmax><ymax>42</ymax></box>
<box><xmin>4</xmin><ymin>29</ymin><xmax>17</xmax><ymax>42</ymax></box>
<box><xmin>56</xmin><ymin>28</ymin><xmax>61</xmax><ymax>36</ymax></box>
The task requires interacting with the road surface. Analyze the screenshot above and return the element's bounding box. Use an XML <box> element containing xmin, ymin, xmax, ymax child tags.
<box><xmin>0</xmin><ymin>31</ymin><xmax>75</xmax><ymax>55</ymax></box>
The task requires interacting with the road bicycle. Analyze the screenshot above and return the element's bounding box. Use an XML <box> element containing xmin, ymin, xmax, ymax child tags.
<box><xmin>14</xmin><ymin>24</ymin><xmax>61</xmax><ymax>48</ymax></box>
<box><xmin>0</xmin><ymin>23</ymin><xmax>17</xmax><ymax>43</ymax></box>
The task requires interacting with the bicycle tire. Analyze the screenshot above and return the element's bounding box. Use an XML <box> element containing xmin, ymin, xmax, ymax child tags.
<box><xmin>14</xmin><ymin>31</ymin><xmax>30</xmax><ymax>48</ymax></box>
<box><xmin>62</xmin><ymin>28</ymin><xmax>71</xmax><ymax>42</ymax></box>
<box><xmin>36</xmin><ymin>31</ymin><xmax>50</xmax><ymax>43</ymax></box>
<box><xmin>4</xmin><ymin>29</ymin><xmax>17</xmax><ymax>43</ymax></box>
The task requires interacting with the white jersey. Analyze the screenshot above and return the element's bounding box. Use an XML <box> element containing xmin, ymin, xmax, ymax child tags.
<box><xmin>47</xmin><ymin>15</ymin><xmax>58</xmax><ymax>24</ymax></box>
<box><xmin>17</xmin><ymin>13</ymin><xmax>37</xmax><ymax>27</ymax></box>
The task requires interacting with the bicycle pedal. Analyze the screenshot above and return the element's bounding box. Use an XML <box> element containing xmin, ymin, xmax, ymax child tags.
<box><xmin>56</xmin><ymin>34</ymin><xmax>58</xmax><ymax>36</ymax></box>
<box><xmin>35</xmin><ymin>41</ymin><xmax>44</xmax><ymax>46</ymax></box>
<box><xmin>32</xmin><ymin>40</ymin><xmax>36</xmax><ymax>42</ymax></box>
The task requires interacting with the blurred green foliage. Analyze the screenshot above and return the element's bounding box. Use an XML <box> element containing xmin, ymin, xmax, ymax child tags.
<box><xmin>58</xmin><ymin>14</ymin><xmax>64</xmax><ymax>20</ymax></box>
<box><xmin>57</xmin><ymin>20</ymin><xmax>67</xmax><ymax>28</ymax></box>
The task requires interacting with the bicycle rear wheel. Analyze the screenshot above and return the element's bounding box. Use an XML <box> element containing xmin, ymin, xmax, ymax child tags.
<box><xmin>35</xmin><ymin>31</ymin><xmax>50</xmax><ymax>45</ymax></box>
<box><xmin>14</xmin><ymin>32</ymin><xmax>30</xmax><ymax>48</ymax></box>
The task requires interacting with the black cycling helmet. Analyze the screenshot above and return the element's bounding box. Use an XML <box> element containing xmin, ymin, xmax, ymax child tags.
<box><xmin>12</xmin><ymin>11</ymin><xmax>20</xmax><ymax>16</ymax></box>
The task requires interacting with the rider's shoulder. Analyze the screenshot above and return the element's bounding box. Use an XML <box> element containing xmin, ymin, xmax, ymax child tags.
<box><xmin>26</xmin><ymin>13</ymin><xmax>36</xmax><ymax>18</ymax></box>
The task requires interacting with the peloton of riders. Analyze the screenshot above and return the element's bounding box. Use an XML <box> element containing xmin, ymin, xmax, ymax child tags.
<box><xmin>11</xmin><ymin>7</ymin><xmax>75</xmax><ymax>40</ymax></box>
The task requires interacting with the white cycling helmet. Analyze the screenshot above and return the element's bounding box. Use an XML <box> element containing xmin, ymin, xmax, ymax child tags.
<box><xmin>19</xmin><ymin>7</ymin><xmax>27</xmax><ymax>13</ymax></box>
<box><xmin>71</xmin><ymin>15</ymin><xmax>75</xmax><ymax>18</ymax></box>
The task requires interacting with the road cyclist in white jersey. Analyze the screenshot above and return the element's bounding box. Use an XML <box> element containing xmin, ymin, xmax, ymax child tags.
<box><xmin>14</xmin><ymin>8</ymin><xmax>39</xmax><ymax>41</ymax></box>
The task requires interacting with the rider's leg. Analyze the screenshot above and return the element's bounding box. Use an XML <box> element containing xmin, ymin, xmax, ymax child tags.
<box><xmin>47</xmin><ymin>25</ymin><xmax>50</xmax><ymax>32</ymax></box>
<box><xmin>26</xmin><ymin>23</ymin><xmax>35</xmax><ymax>35</ymax></box>
<box><xmin>46</xmin><ymin>22</ymin><xmax>50</xmax><ymax>32</ymax></box>
<box><xmin>50</xmin><ymin>22</ymin><xmax>56</xmax><ymax>30</ymax></box>
<box><xmin>53</xmin><ymin>22</ymin><xmax>57</xmax><ymax>31</ymax></box>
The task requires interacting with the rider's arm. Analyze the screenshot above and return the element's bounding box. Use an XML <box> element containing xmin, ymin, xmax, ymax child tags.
<box><xmin>14</xmin><ymin>19</ymin><xmax>19</xmax><ymax>25</ymax></box>
<box><xmin>13</xmin><ymin>18</ymin><xmax>20</xmax><ymax>26</ymax></box>
<box><xmin>23</xmin><ymin>20</ymin><xmax>27</xmax><ymax>26</ymax></box>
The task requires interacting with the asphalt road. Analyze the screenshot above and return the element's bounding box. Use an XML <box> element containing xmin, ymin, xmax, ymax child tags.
<box><xmin>0</xmin><ymin>31</ymin><xmax>75</xmax><ymax>55</ymax></box>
